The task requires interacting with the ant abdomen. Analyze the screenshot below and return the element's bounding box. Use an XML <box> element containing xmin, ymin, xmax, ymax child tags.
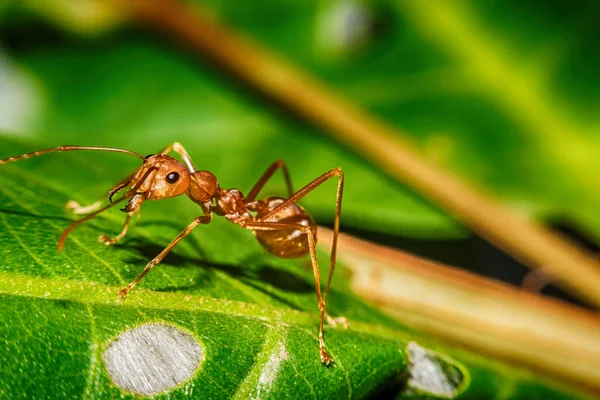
<box><xmin>254</xmin><ymin>196</ymin><xmax>317</xmax><ymax>258</ymax></box>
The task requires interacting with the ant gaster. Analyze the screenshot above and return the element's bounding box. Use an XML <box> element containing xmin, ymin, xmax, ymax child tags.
<box><xmin>0</xmin><ymin>143</ymin><xmax>347</xmax><ymax>364</ymax></box>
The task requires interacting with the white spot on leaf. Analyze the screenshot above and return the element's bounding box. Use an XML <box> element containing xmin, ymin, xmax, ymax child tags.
<box><xmin>405</xmin><ymin>342</ymin><xmax>462</xmax><ymax>398</ymax></box>
<box><xmin>103</xmin><ymin>322</ymin><xmax>204</xmax><ymax>396</ymax></box>
<box><xmin>253</xmin><ymin>341</ymin><xmax>288</xmax><ymax>399</ymax></box>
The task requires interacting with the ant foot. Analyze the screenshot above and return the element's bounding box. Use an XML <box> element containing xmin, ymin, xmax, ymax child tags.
<box><xmin>326</xmin><ymin>314</ymin><xmax>349</xmax><ymax>329</ymax></box>
<box><xmin>320</xmin><ymin>349</ymin><xmax>333</xmax><ymax>365</ymax></box>
<box><xmin>99</xmin><ymin>234</ymin><xmax>118</xmax><ymax>246</ymax></box>
<box><xmin>318</xmin><ymin>334</ymin><xmax>334</xmax><ymax>365</ymax></box>
<box><xmin>118</xmin><ymin>286</ymin><xmax>132</xmax><ymax>299</ymax></box>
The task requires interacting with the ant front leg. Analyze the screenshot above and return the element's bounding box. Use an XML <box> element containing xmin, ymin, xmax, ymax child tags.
<box><xmin>64</xmin><ymin>174</ymin><xmax>131</xmax><ymax>214</ymax></box>
<box><xmin>118</xmin><ymin>214</ymin><xmax>212</xmax><ymax>298</ymax></box>
<box><xmin>58</xmin><ymin>195</ymin><xmax>130</xmax><ymax>250</ymax></box>
<box><xmin>99</xmin><ymin>210</ymin><xmax>137</xmax><ymax>245</ymax></box>
<box><xmin>58</xmin><ymin>165</ymin><xmax>158</xmax><ymax>250</ymax></box>
<box><xmin>65</xmin><ymin>198</ymin><xmax>134</xmax><ymax>245</ymax></box>
<box><xmin>65</xmin><ymin>172</ymin><xmax>142</xmax><ymax>244</ymax></box>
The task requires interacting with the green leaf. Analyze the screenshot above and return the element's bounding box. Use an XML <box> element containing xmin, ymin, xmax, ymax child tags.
<box><xmin>0</xmin><ymin>7</ymin><xmax>596</xmax><ymax>399</ymax></box>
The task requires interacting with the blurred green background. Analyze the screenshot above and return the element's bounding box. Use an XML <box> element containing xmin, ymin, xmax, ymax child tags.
<box><xmin>0</xmin><ymin>1</ymin><xmax>598</xmax><ymax>398</ymax></box>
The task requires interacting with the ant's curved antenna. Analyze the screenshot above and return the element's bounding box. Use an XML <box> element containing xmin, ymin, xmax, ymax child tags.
<box><xmin>0</xmin><ymin>145</ymin><xmax>145</xmax><ymax>165</ymax></box>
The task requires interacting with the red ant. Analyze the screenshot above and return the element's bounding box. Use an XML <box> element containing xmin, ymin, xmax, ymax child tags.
<box><xmin>0</xmin><ymin>143</ymin><xmax>347</xmax><ymax>364</ymax></box>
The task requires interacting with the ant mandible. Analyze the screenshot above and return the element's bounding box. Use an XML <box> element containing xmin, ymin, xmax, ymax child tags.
<box><xmin>0</xmin><ymin>143</ymin><xmax>347</xmax><ymax>364</ymax></box>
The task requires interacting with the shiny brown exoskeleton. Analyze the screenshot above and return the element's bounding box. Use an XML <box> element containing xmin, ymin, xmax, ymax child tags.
<box><xmin>0</xmin><ymin>143</ymin><xmax>346</xmax><ymax>364</ymax></box>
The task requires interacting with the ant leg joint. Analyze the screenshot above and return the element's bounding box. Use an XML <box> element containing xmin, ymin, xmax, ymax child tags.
<box><xmin>299</xmin><ymin>226</ymin><xmax>312</xmax><ymax>235</ymax></box>
<box><xmin>99</xmin><ymin>235</ymin><xmax>115</xmax><ymax>245</ymax></box>
<box><xmin>318</xmin><ymin>301</ymin><xmax>326</xmax><ymax>312</ymax></box>
<box><xmin>191</xmin><ymin>214</ymin><xmax>212</xmax><ymax>229</ymax></box>
<box><xmin>330</xmin><ymin>166</ymin><xmax>343</xmax><ymax>177</ymax></box>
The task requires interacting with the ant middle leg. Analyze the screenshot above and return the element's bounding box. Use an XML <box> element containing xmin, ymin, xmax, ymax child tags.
<box><xmin>246</xmin><ymin>160</ymin><xmax>294</xmax><ymax>202</ymax></box>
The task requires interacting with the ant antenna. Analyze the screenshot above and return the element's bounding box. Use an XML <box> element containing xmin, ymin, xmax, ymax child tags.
<box><xmin>0</xmin><ymin>145</ymin><xmax>145</xmax><ymax>165</ymax></box>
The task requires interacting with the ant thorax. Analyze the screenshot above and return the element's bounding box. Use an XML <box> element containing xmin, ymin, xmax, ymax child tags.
<box><xmin>214</xmin><ymin>188</ymin><xmax>252</xmax><ymax>225</ymax></box>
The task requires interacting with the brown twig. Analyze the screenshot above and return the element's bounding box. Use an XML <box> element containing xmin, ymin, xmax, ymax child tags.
<box><xmin>319</xmin><ymin>227</ymin><xmax>600</xmax><ymax>390</ymax></box>
<box><xmin>116</xmin><ymin>0</ymin><xmax>600</xmax><ymax>306</ymax></box>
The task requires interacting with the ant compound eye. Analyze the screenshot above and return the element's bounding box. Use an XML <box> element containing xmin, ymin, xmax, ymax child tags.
<box><xmin>166</xmin><ymin>172</ymin><xmax>180</xmax><ymax>184</ymax></box>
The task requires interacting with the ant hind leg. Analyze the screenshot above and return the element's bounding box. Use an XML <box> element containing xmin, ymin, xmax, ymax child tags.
<box><xmin>258</xmin><ymin>168</ymin><xmax>348</xmax><ymax>329</ymax></box>
<box><xmin>245</xmin><ymin>221</ymin><xmax>335</xmax><ymax>365</ymax></box>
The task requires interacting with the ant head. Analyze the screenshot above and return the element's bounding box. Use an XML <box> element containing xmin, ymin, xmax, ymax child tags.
<box><xmin>137</xmin><ymin>154</ymin><xmax>191</xmax><ymax>199</ymax></box>
<box><xmin>121</xmin><ymin>154</ymin><xmax>191</xmax><ymax>212</ymax></box>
